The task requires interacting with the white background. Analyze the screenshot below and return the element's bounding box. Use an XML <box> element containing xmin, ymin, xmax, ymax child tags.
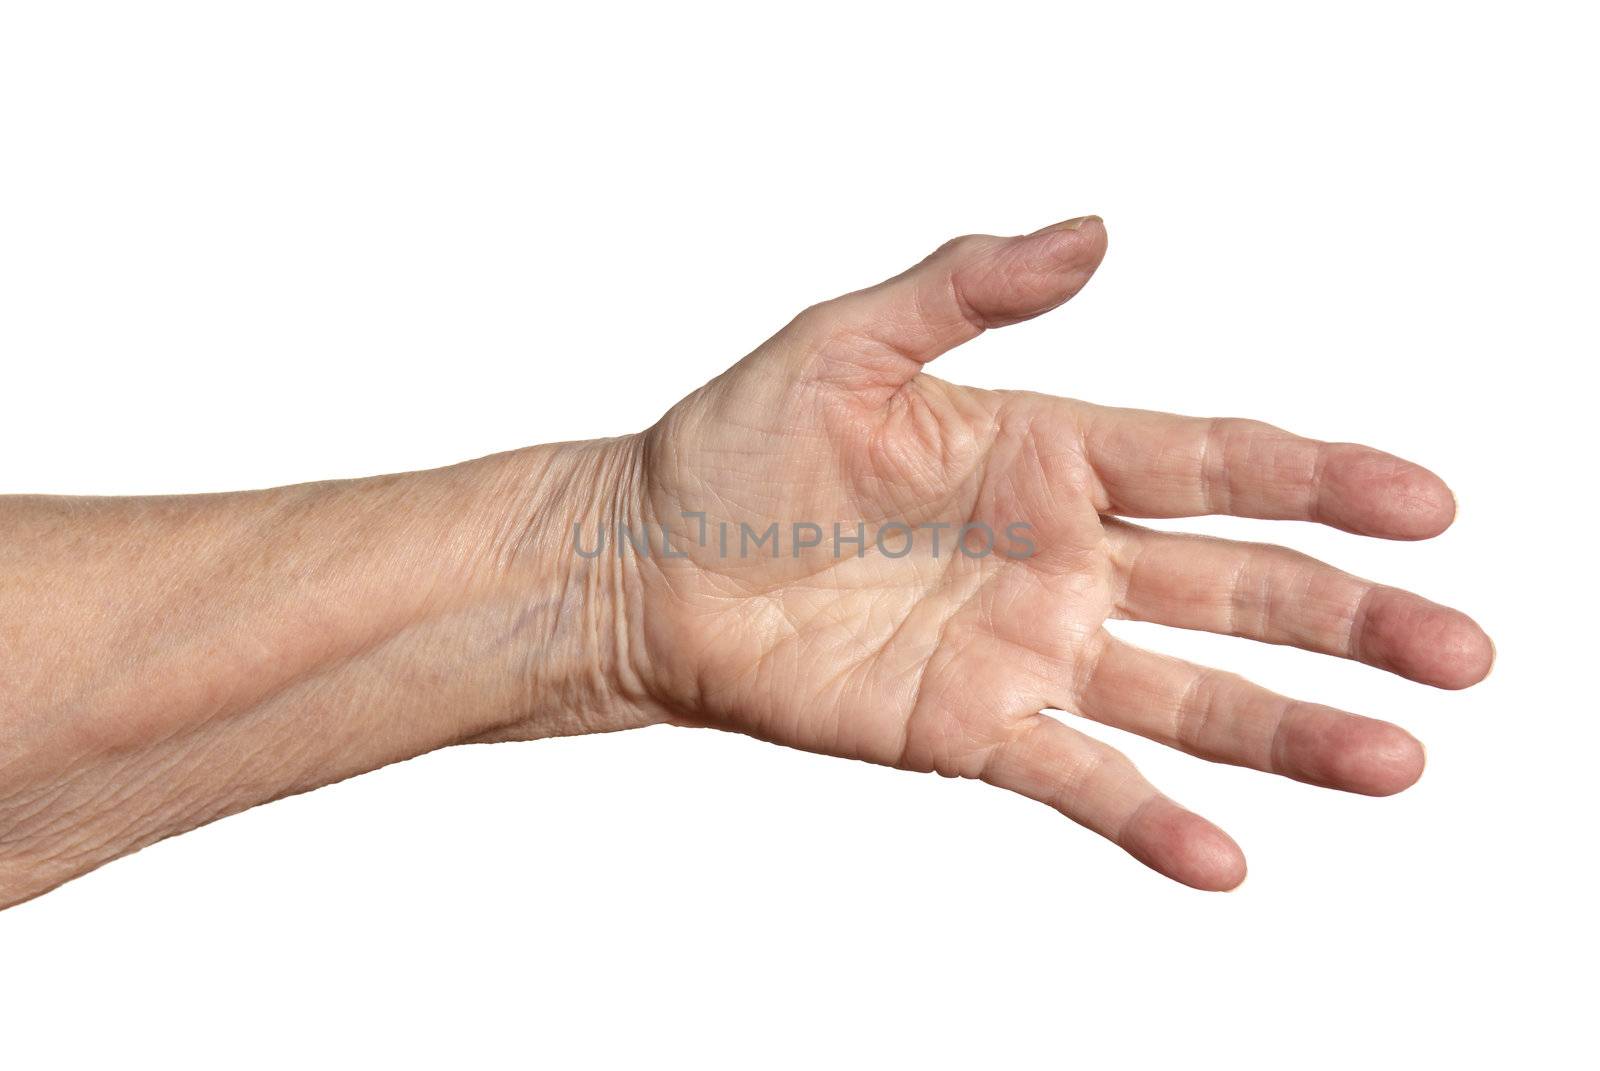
<box><xmin>1</xmin><ymin>2</ymin><xmax>1594</xmax><ymax>1066</ymax></box>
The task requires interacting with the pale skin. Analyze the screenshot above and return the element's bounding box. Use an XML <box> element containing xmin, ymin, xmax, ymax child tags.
<box><xmin>0</xmin><ymin>216</ymin><xmax>1493</xmax><ymax>907</ymax></box>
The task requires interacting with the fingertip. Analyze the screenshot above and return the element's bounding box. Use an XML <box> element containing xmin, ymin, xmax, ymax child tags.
<box><xmin>1277</xmin><ymin>706</ymin><xmax>1425</xmax><ymax>796</ymax></box>
<box><xmin>1425</xmin><ymin>612</ymin><xmax>1495</xmax><ymax>690</ymax></box>
<box><xmin>1123</xmin><ymin>800</ymin><xmax>1247</xmax><ymax>892</ymax></box>
<box><xmin>1052</xmin><ymin>217</ymin><xmax>1108</xmax><ymax>262</ymax></box>
<box><xmin>1029</xmin><ymin>213</ymin><xmax>1105</xmax><ymax>238</ymax></box>
<box><xmin>947</xmin><ymin>219</ymin><xmax>1108</xmax><ymax>335</ymax></box>
<box><xmin>1347</xmin><ymin>722</ymin><xmax>1427</xmax><ymax>797</ymax></box>
<box><xmin>1023</xmin><ymin>215</ymin><xmax>1108</xmax><ymax>273</ymax></box>
<box><xmin>1169</xmin><ymin>815</ymin><xmax>1248</xmax><ymax>892</ymax></box>
<box><xmin>1322</xmin><ymin>446</ymin><xmax>1457</xmax><ymax>540</ymax></box>
<box><xmin>1363</xmin><ymin>594</ymin><xmax>1495</xmax><ymax>689</ymax></box>
<box><xmin>1209</xmin><ymin>842</ymin><xmax>1249</xmax><ymax>892</ymax></box>
<box><xmin>1408</xmin><ymin>471</ymin><xmax>1458</xmax><ymax>539</ymax></box>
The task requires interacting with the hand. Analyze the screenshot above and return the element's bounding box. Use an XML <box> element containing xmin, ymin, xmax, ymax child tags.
<box><xmin>582</xmin><ymin>215</ymin><xmax>1493</xmax><ymax>890</ymax></box>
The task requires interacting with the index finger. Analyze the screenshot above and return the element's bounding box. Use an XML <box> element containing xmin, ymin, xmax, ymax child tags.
<box><xmin>1077</xmin><ymin>406</ymin><xmax>1457</xmax><ymax>539</ymax></box>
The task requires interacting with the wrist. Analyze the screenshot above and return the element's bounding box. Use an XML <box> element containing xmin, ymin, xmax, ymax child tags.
<box><xmin>454</xmin><ymin>433</ymin><xmax>664</xmax><ymax>743</ymax></box>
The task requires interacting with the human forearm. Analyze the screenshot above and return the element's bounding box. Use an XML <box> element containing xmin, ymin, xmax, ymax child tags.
<box><xmin>0</xmin><ymin>436</ymin><xmax>649</xmax><ymax>906</ymax></box>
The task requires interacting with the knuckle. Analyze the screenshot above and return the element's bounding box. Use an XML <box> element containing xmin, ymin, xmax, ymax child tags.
<box><xmin>932</xmin><ymin>232</ymin><xmax>994</xmax><ymax>260</ymax></box>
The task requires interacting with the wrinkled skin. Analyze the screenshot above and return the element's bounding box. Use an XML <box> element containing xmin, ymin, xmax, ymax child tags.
<box><xmin>0</xmin><ymin>216</ymin><xmax>1492</xmax><ymax>906</ymax></box>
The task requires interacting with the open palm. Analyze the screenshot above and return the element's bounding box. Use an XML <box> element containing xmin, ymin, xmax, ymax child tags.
<box><xmin>623</xmin><ymin>216</ymin><xmax>1491</xmax><ymax>890</ymax></box>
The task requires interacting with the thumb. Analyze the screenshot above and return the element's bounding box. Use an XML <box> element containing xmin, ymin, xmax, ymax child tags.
<box><xmin>793</xmin><ymin>215</ymin><xmax>1107</xmax><ymax>394</ymax></box>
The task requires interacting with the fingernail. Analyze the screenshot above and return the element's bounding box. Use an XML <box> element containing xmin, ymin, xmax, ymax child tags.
<box><xmin>1033</xmin><ymin>214</ymin><xmax>1103</xmax><ymax>235</ymax></box>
